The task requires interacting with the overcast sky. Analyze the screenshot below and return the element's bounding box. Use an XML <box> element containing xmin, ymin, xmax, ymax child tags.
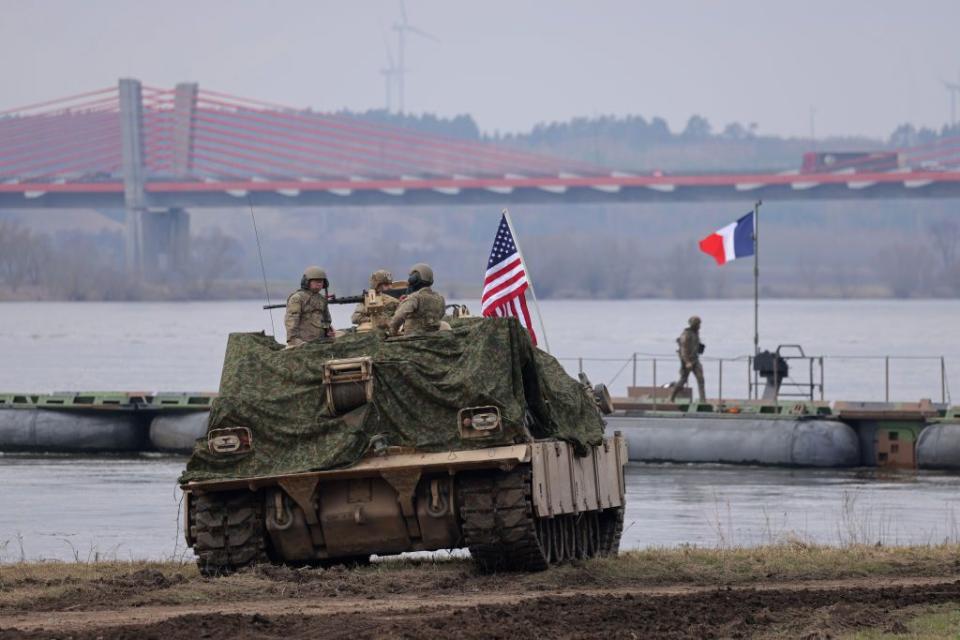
<box><xmin>3</xmin><ymin>0</ymin><xmax>958</xmax><ymax>139</ymax></box>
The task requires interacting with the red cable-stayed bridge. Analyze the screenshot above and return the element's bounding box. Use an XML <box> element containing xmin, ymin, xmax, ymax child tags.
<box><xmin>2</xmin><ymin>79</ymin><xmax>960</xmax><ymax>272</ymax></box>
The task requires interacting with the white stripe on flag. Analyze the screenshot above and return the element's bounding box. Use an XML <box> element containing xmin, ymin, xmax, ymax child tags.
<box><xmin>481</xmin><ymin>280</ymin><xmax>528</xmax><ymax>313</ymax></box>
<box><xmin>516</xmin><ymin>295</ymin><xmax>531</xmax><ymax>333</ymax></box>
<box><xmin>485</xmin><ymin>255</ymin><xmax>522</xmax><ymax>280</ymax></box>
<box><xmin>517</xmin><ymin>290</ymin><xmax>537</xmax><ymax>344</ymax></box>
<box><xmin>717</xmin><ymin>220</ymin><xmax>738</xmax><ymax>262</ymax></box>
<box><xmin>482</xmin><ymin>260</ymin><xmax>525</xmax><ymax>292</ymax></box>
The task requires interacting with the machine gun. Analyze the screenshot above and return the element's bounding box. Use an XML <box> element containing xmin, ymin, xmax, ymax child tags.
<box><xmin>444</xmin><ymin>303</ymin><xmax>472</xmax><ymax>318</ymax></box>
<box><xmin>262</xmin><ymin>293</ymin><xmax>365</xmax><ymax>310</ymax></box>
<box><xmin>753</xmin><ymin>349</ymin><xmax>789</xmax><ymax>400</ymax></box>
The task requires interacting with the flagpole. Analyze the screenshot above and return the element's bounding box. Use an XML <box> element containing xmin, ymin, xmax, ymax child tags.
<box><xmin>501</xmin><ymin>208</ymin><xmax>551</xmax><ymax>353</ymax></box>
<box><xmin>753</xmin><ymin>200</ymin><xmax>761</xmax><ymax>359</ymax></box>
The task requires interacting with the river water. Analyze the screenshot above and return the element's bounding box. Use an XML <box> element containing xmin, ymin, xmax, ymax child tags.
<box><xmin>1</xmin><ymin>299</ymin><xmax>958</xmax><ymax>561</ymax></box>
<box><xmin>0</xmin><ymin>299</ymin><xmax>956</xmax><ymax>400</ymax></box>
<box><xmin>2</xmin><ymin>455</ymin><xmax>959</xmax><ymax>562</ymax></box>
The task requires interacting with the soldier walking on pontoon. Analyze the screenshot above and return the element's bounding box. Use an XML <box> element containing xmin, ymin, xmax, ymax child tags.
<box><xmin>668</xmin><ymin>315</ymin><xmax>706</xmax><ymax>402</ymax></box>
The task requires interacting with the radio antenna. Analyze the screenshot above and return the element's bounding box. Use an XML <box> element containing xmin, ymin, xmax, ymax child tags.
<box><xmin>247</xmin><ymin>198</ymin><xmax>277</xmax><ymax>336</ymax></box>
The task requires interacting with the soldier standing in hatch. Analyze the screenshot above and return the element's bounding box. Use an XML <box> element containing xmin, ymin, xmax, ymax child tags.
<box><xmin>284</xmin><ymin>266</ymin><xmax>334</xmax><ymax>347</ymax></box>
<box><xmin>668</xmin><ymin>315</ymin><xmax>706</xmax><ymax>402</ymax></box>
<box><xmin>388</xmin><ymin>263</ymin><xmax>445</xmax><ymax>336</ymax></box>
<box><xmin>351</xmin><ymin>269</ymin><xmax>399</xmax><ymax>331</ymax></box>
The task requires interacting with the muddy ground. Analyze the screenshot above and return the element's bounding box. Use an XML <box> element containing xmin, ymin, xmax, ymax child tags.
<box><xmin>1</xmin><ymin>558</ymin><xmax>959</xmax><ymax>639</ymax></box>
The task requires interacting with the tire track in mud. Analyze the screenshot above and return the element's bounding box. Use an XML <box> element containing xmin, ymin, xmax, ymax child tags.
<box><xmin>2</xmin><ymin>576</ymin><xmax>960</xmax><ymax>638</ymax></box>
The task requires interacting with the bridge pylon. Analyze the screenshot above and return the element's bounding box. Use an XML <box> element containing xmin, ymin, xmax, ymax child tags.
<box><xmin>119</xmin><ymin>78</ymin><xmax>193</xmax><ymax>280</ymax></box>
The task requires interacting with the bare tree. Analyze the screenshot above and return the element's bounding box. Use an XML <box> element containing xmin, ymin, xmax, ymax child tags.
<box><xmin>928</xmin><ymin>219</ymin><xmax>960</xmax><ymax>294</ymax></box>
<box><xmin>662</xmin><ymin>244</ymin><xmax>706</xmax><ymax>298</ymax></box>
<box><xmin>875</xmin><ymin>243</ymin><xmax>934</xmax><ymax>298</ymax></box>
<box><xmin>0</xmin><ymin>220</ymin><xmax>49</xmax><ymax>292</ymax></box>
<box><xmin>190</xmin><ymin>229</ymin><xmax>243</xmax><ymax>296</ymax></box>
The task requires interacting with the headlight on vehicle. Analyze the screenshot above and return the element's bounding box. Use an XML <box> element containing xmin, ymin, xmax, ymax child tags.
<box><xmin>208</xmin><ymin>427</ymin><xmax>253</xmax><ymax>454</ymax></box>
<box><xmin>458</xmin><ymin>406</ymin><xmax>502</xmax><ymax>439</ymax></box>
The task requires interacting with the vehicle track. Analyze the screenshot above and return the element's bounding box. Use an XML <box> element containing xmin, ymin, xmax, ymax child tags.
<box><xmin>4</xmin><ymin>576</ymin><xmax>958</xmax><ymax>634</ymax></box>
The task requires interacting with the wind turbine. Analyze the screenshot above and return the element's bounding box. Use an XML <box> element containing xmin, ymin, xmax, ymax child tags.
<box><xmin>392</xmin><ymin>0</ymin><xmax>439</xmax><ymax>114</ymax></box>
<box><xmin>944</xmin><ymin>70</ymin><xmax>960</xmax><ymax>129</ymax></box>
<box><xmin>380</xmin><ymin>29</ymin><xmax>398</xmax><ymax>112</ymax></box>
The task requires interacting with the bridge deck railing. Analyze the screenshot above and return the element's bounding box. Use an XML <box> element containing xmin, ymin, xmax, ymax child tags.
<box><xmin>555</xmin><ymin>353</ymin><xmax>950</xmax><ymax>405</ymax></box>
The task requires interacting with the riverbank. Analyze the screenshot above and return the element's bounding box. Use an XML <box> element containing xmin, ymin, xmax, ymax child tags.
<box><xmin>3</xmin><ymin>545</ymin><xmax>960</xmax><ymax>638</ymax></box>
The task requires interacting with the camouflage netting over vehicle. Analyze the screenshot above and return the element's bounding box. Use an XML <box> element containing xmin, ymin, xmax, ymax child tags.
<box><xmin>180</xmin><ymin>318</ymin><xmax>604</xmax><ymax>483</ymax></box>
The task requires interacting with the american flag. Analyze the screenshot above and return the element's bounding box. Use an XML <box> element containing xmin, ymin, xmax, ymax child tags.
<box><xmin>481</xmin><ymin>214</ymin><xmax>537</xmax><ymax>345</ymax></box>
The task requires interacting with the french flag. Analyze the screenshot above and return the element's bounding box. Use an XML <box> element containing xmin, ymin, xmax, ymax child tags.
<box><xmin>698</xmin><ymin>211</ymin><xmax>755</xmax><ymax>265</ymax></box>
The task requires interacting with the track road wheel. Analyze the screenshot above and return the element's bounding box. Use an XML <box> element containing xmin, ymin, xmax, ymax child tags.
<box><xmin>564</xmin><ymin>515</ymin><xmax>577</xmax><ymax>559</ymax></box>
<box><xmin>598</xmin><ymin>506</ymin><xmax>625</xmax><ymax>557</ymax></box>
<box><xmin>191</xmin><ymin>490</ymin><xmax>268</xmax><ymax>576</ymax></box>
<box><xmin>535</xmin><ymin>516</ymin><xmax>554</xmax><ymax>563</ymax></box>
<box><xmin>575</xmin><ymin>514</ymin><xmax>590</xmax><ymax>559</ymax></box>
<box><xmin>587</xmin><ymin>511</ymin><xmax>601</xmax><ymax>557</ymax></box>
<box><xmin>459</xmin><ymin>469</ymin><xmax>549</xmax><ymax>573</ymax></box>
<box><xmin>550</xmin><ymin>517</ymin><xmax>565</xmax><ymax>563</ymax></box>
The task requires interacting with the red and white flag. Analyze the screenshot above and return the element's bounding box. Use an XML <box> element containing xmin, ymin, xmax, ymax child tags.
<box><xmin>481</xmin><ymin>214</ymin><xmax>537</xmax><ymax>345</ymax></box>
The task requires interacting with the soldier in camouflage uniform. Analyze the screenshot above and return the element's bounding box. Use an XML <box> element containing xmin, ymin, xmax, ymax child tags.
<box><xmin>351</xmin><ymin>269</ymin><xmax>399</xmax><ymax>332</ymax></box>
<box><xmin>668</xmin><ymin>315</ymin><xmax>706</xmax><ymax>402</ymax></box>
<box><xmin>284</xmin><ymin>266</ymin><xmax>333</xmax><ymax>347</ymax></box>
<box><xmin>389</xmin><ymin>263</ymin><xmax>446</xmax><ymax>336</ymax></box>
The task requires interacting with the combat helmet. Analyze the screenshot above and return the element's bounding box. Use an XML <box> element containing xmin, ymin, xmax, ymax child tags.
<box><xmin>688</xmin><ymin>315</ymin><xmax>701</xmax><ymax>329</ymax></box>
<box><xmin>369</xmin><ymin>269</ymin><xmax>392</xmax><ymax>289</ymax></box>
<box><xmin>407</xmin><ymin>262</ymin><xmax>434</xmax><ymax>289</ymax></box>
<box><xmin>301</xmin><ymin>265</ymin><xmax>328</xmax><ymax>289</ymax></box>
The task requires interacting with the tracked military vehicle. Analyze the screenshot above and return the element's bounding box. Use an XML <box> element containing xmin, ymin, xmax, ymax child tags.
<box><xmin>179</xmin><ymin>317</ymin><xmax>627</xmax><ymax>575</ymax></box>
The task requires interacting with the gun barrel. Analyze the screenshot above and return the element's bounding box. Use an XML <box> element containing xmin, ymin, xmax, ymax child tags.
<box><xmin>263</xmin><ymin>294</ymin><xmax>364</xmax><ymax>311</ymax></box>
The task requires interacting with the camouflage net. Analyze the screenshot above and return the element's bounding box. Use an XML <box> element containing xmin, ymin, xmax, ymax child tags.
<box><xmin>180</xmin><ymin>318</ymin><xmax>605</xmax><ymax>483</ymax></box>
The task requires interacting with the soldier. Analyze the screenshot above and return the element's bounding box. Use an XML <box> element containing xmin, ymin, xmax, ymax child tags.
<box><xmin>388</xmin><ymin>263</ymin><xmax>446</xmax><ymax>336</ymax></box>
<box><xmin>351</xmin><ymin>269</ymin><xmax>399</xmax><ymax>332</ymax></box>
<box><xmin>284</xmin><ymin>266</ymin><xmax>333</xmax><ymax>347</ymax></box>
<box><xmin>668</xmin><ymin>315</ymin><xmax>706</xmax><ymax>402</ymax></box>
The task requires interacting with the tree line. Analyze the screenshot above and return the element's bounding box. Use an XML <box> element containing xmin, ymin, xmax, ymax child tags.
<box><xmin>347</xmin><ymin>108</ymin><xmax>960</xmax><ymax>173</ymax></box>
<box><xmin>2</xmin><ymin>214</ymin><xmax>957</xmax><ymax>301</ymax></box>
<box><xmin>0</xmin><ymin>220</ymin><xmax>250</xmax><ymax>301</ymax></box>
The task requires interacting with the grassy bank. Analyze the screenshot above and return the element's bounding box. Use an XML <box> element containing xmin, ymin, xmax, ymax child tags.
<box><xmin>608</xmin><ymin>543</ymin><xmax>960</xmax><ymax>585</ymax></box>
<box><xmin>3</xmin><ymin>546</ymin><xmax>960</xmax><ymax>639</ymax></box>
<box><xmin>848</xmin><ymin>605</ymin><xmax>960</xmax><ymax>639</ymax></box>
<box><xmin>2</xmin><ymin>543</ymin><xmax>959</xmax><ymax>612</ymax></box>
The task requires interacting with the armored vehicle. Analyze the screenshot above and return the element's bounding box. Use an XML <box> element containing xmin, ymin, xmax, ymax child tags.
<box><xmin>179</xmin><ymin>317</ymin><xmax>627</xmax><ymax>574</ymax></box>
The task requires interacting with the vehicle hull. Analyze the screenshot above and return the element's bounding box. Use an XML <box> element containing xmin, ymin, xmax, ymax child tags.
<box><xmin>181</xmin><ymin>435</ymin><xmax>628</xmax><ymax>574</ymax></box>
